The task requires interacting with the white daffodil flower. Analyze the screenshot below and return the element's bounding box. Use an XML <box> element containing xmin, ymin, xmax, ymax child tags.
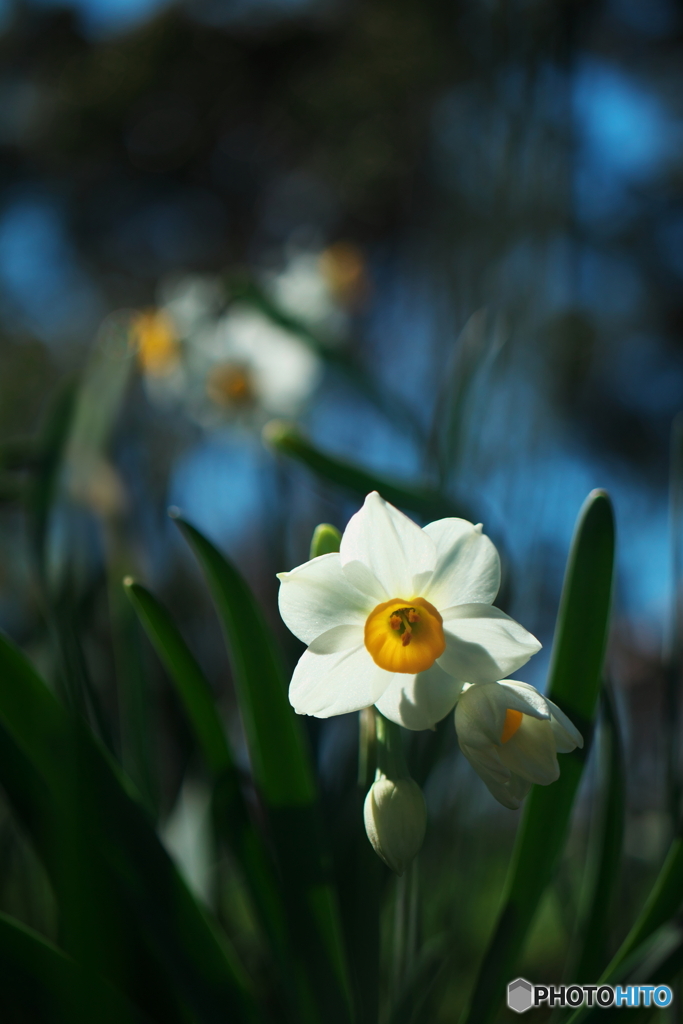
<box><xmin>454</xmin><ymin>680</ymin><xmax>583</xmax><ymax>809</ymax></box>
<box><xmin>277</xmin><ymin>492</ymin><xmax>541</xmax><ymax>730</ymax></box>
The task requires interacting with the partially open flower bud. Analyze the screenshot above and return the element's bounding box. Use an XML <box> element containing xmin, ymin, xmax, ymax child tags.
<box><xmin>363</xmin><ymin>772</ymin><xmax>427</xmax><ymax>875</ymax></box>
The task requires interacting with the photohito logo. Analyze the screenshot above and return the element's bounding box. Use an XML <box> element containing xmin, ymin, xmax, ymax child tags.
<box><xmin>507</xmin><ymin>980</ymin><xmax>673</xmax><ymax>1013</ymax></box>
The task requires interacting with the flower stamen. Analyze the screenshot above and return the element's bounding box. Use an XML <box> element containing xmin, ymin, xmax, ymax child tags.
<box><xmin>365</xmin><ymin>597</ymin><xmax>445</xmax><ymax>673</ymax></box>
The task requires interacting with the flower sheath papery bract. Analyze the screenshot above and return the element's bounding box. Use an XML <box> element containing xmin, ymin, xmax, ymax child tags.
<box><xmin>277</xmin><ymin>492</ymin><xmax>542</xmax><ymax>730</ymax></box>
<box><xmin>454</xmin><ymin>680</ymin><xmax>583</xmax><ymax>809</ymax></box>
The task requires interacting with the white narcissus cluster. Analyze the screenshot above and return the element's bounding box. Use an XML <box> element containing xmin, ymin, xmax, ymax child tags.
<box><xmin>278</xmin><ymin>492</ymin><xmax>540</xmax><ymax>731</ymax></box>
<box><xmin>278</xmin><ymin>492</ymin><xmax>583</xmax><ymax>812</ymax></box>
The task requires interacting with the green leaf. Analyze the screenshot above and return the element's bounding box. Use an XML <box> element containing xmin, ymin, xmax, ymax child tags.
<box><xmin>175</xmin><ymin>514</ymin><xmax>353</xmax><ymax>1024</ymax></box>
<box><xmin>601</xmin><ymin>839</ymin><xmax>683</xmax><ymax>982</ymax></box>
<box><xmin>570</xmin><ymin>683</ymin><xmax>625</xmax><ymax>982</ymax></box>
<box><xmin>666</xmin><ymin>411</ymin><xmax>683</xmax><ymax>823</ymax></box>
<box><xmin>0</xmin><ymin>912</ymin><xmax>147</xmax><ymax>1024</ymax></box>
<box><xmin>26</xmin><ymin>376</ymin><xmax>79</xmax><ymax>579</ymax></box>
<box><xmin>174</xmin><ymin>516</ymin><xmax>315</xmax><ymax>808</ymax></box>
<box><xmin>263</xmin><ymin>420</ymin><xmax>474</xmax><ymax>523</ymax></box>
<box><xmin>124</xmin><ymin>578</ymin><xmax>292</xmax><ymax>980</ymax></box>
<box><xmin>124</xmin><ymin>579</ymin><xmax>233</xmax><ymax>775</ymax></box>
<box><xmin>0</xmin><ymin>629</ymin><xmax>259</xmax><ymax>1024</ymax></box>
<box><xmin>462</xmin><ymin>489</ymin><xmax>615</xmax><ymax>1024</ymax></box>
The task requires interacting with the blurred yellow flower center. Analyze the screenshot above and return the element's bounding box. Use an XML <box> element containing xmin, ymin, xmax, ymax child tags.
<box><xmin>319</xmin><ymin>241</ymin><xmax>367</xmax><ymax>305</ymax></box>
<box><xmin>206</xmin><ymin>363</ymin><xmax>254</xmax><ymax>407</ymax></box>
<box><xmin>500</xmin><ymin>709</ymin><xmax>523</xmax><ymax>744</ymax></box>
<box><xmin>364</xmin><ymin>597</ymin><xmax>445</xmax><ymax>674</ymax></box>
<box><xmin>131</xmin><ymin>310</ymin><xmax>180</xmax><ymax>377</ymax></box>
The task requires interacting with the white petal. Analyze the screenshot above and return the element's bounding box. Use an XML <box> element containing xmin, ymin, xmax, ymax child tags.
<box><xmin>340</xmin><ymin>492</ymin><xmax>436</xmax><ymax>599</ymax></box>
<box><xmin>454</xmin><ymin>681</ymin><xmax>549</xmax><ymax>750</ymax></box>
<box><xmin>339</xmin><ymin>559</ymin><xmax>388</xmax><ymax>603</ymax></box>
<box><xmin>499</xmin><ymin>716</ymin><xmax>559</xmax><ymax>785</ymax></box>
<box><xmin>438</xmin><ymin>605</ymin><xmax>541</xmax><ymax>683</ymax></box>
<box><xmin>278</xmin><ymin>552</ymin><xmax>370</xmax><ymax>645</ymax></box>
<box><xmin>375</xmin><ymin>663</ymin><xmax>464</xmax><ymax>731</ymax></box>
<box><xmin>308</xmin><ymin>624</ymin><xmax>365</xmax><ymax>654</ymax></box>
<box><xmin>422</xmin><ymin>519</ymin><xmax>501</xmax><ymax>607</ymax></box>
<box><xmin>459</xmin><ymin>739</ymin><xmax>532</xmax><ymax>809</ymax></box>
<box><xmin>459</xmin><ymin>740</ymin><xmax>510</xmax><ymax>782</ymax></box>
<box><xmin>497</xmin><ymin>681</ymin><xmax>552</xmax><ymax>720</ymax></box>
<box><xmin>480</xmin><ymin>770</ymin><xmax>532</xmax><ymax>810</ymax></box>
<box><xmin>289</xmin><ymin>645</ymin><xmax>390</xmax><ymax>717</ymax></box>
<box><xmin>546</xmin><ymin>698</ymin><xmax>584</xmax><ymax>752</ymax></box>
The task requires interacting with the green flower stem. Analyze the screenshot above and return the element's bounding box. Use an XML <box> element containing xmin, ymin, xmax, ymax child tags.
<box><xmin>358</xmin><ymin>708</ymin><xmax>377</xmax><ymax>789</ymax></box>
<box><xmin>375</xmin><ymin>711</ymin><xmax>409</xmax><ymax>782</ymax></box>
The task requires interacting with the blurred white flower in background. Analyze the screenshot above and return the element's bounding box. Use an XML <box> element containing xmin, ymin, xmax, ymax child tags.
<box><xmin>130</xmin><ymin>274</ymin><xmax>324</xmax><ymax>428</ymax></box>
<box><xmin>193</xmin><ymin>305</ymin><xmax>322</xmax><ymax>420</ymax></box>
<box><xmin>265</xmin><ymin>241</ymin><xmax>368</xmax><ymax>340</ymax></box>
<box><xmin>158</xmin><ymin>273</ymin><xmax>224</xmax><ymax>338</ymax></box>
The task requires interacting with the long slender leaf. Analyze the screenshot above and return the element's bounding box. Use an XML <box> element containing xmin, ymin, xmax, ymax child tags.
<box><xmin>124</xmin><ymin>579</ymin><xmax>233</xmax><ymax>776</ymax></box>
<box><xmin>462</xmin><ymin>489</ymin><xmax>615</xmax><ymax>1024</ymax></box>
<box><xmin>24</xmin><ymin>376</ymin><xmax>110</xmax><ymax>735</ymax></box>
<box><xmin>25</xmin><ymin>375</ymin><xmax>79</xmax><ymax>580</ymax></box>
<box><xmin>666</xmin><ymin>413</ymin><xmax>683</xmax><ymax>824</ymax></box>
<box><xmin>565</xmin><ymin>922</ymin><xmax>683</xmax><ymax>1024</ymax></box>
<box><xmin>570</xmin><ymin>683</ymin><xmax>625</xmax><ymax>982</ymax></box>
<box><xmin>175</xmin><ymin>514</ymin><xmax>353</xmax><ymax>1024</ymax></box>
<box><xmin>263</xmin><ymin>420</ymin><xmax>474</xmax><ymax>522</ymax></box>
<box><xmin>108</xmin><ymin>563</ymin><xmax>159</xmax><ymax>814</ymax></box>
<box><xmin>566</xmin><ymin>836</ymin><xmax>683</xmax><ymax>1024</ymax></box>
<box><xmin>0</xmin><ymin>628</ymin><xmax>259</xmax><ymax>1024</ymax></box>
<box><xmin>124</xmin><ymin>579</ymin><xmax>292</xmax><ymax>988</ymax></box>
<box><xmin>0</xmin><ymin>912</ymin><xmax>148</xmax><ymax>1024</ymax></box>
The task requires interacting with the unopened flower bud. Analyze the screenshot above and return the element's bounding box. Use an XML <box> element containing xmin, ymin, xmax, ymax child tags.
<box><xmin>363</xmin><ymin>773</ymin><xmax>427</xmax><ymax>875</ymax></box>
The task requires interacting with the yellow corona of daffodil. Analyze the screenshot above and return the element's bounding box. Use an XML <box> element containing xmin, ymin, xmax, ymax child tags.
<box><xmin>278</xmin><ymin>492</ymin><xmax>542</xmax><ymax>730</ymax></box>
<box><xmin>454</xmin><ymin>680</ymin><xmax>583</xmax><ymax>808</ymax></box>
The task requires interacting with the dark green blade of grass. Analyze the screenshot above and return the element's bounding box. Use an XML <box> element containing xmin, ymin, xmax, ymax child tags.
<box><xmin>567</xmin><ymin>922</ymin><xmax>683</xmax><ymax>1024</ymax></box>
<box><xmin>124</xmin><ymin>580</ymin><xmax>233</xmax><ymax>775</ymax></box>
<box><xmin>25</xmin><ymin>375</ymin><xmax>79</xmax><ymax>581</ymax></box>
<box><xmin>0</xmin><ymin>713</ymin><xmax>193</xmax><ymax>1024</ymax></box>
<box><xmin>123</xmin><ymin>580</ymin><xmax>292</xmax><ymax>976</ymax></box>
<box><xmin>263</xmin><ymin>420</ymin><xmax>474</xmax><ymax>523</ymax></box>
<box><xmin>0</xmin><ymin>435</ymin><xmax>37</xmax><ymax>472</ymax></box>
<box><xmin>462</xmin><ymin>489</ymin><xmax>615</xmax><ymax>1024</ymax></box>
<box><xmin>175</xmin><ymin>515</ymin><xmax>353</xmax><ymax>1024</ymax></box>
<box><xmin>666</xmin><ymin>410</ymin><xmax>683</xmax><ymax>826</ymax></box>
<box><xmin>23</xmin><ymin>377</ymin><xmax>111</xmax><ymax>739</ymax></box>
<box><xmin>0</xmin><ymin>628</ymin><xmax>260</xmax><ymax>1024</ymax></box>
<box><xmin>570</xmin><ymin>683</ymin><xmax>625</xmax><ymax>982</ymax></box>
<box><xmin>108</xmin><ymin>565</ymin><xmax>159</xmax><ymax>816</ymax></box>
<box><xmin>564</xmin><ymin>839</ymin><xmax>683</xmax><ymax>1024</ymax></box>
<box><xmin>0</xmin><ymin>911</ymin><xmax>149</xmax><ymax>1024</ymax></box>
<box><xmin>0</xmin><ymin>632</ymin><xmax>159</xmax><ymax>1007</ymax></box>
